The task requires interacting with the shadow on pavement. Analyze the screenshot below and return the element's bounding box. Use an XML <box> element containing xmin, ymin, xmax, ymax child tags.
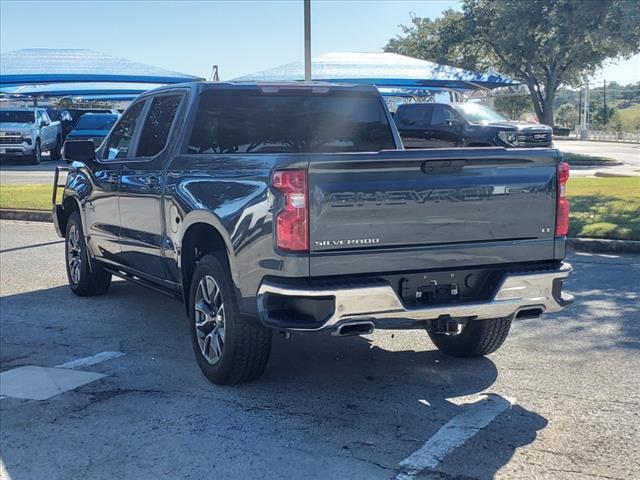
<box><xmin>517</xmin><ymin>254</ymin><xmax>640</xmax><ymax>352</ymax></box>
<box><xmin>0</xmin><ymin>281</ymin><xmax>548</xmax><ymax>479</ymax></box>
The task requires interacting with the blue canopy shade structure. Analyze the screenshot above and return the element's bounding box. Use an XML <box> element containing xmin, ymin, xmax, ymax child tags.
<box><xmin>232</xmin><ymin>52</ymin><xmax>518</xmax><ymax>90</ymax></box>
<box><xmin>0</xmin><ymin>48</ymin><xmax>203</xmax><ymax>86</ymax></box>
<box><xmin>2</xmin><ymin>82</ymin><xmax>160</xmax><ymax>98</ymax></box>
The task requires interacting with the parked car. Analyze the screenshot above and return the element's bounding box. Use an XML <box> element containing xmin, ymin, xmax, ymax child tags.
<box><xmin>46</xmin><ymin>108</ymin><xmax>75</xmax><ymax>141</ymax></box>
<box><xmin>394</xmin><ymin>102</ymin><xmax>553</xmax><ymax>149</ymax></box>
<box><xmin>53</xmin><ymin>82</ymin><xmax>573</xmax><ymax>385</ymax></box>
<box><xmin>66</xmin><ymin>108</ymin><xmax>120</xmax><ymax>126</ymax></box>
<box><xmin>0</xmin><ymin>108</ymin><xmax>61</xmax><ymax>164</ymax></box>
<box><xmin>64</xmin><ymin>113</ymin><xmax>119</xmax><ymax>150</ymax></box>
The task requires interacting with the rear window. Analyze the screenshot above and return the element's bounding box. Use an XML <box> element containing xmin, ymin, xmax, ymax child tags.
<box><xmin>76</xmin><ymin>115</ymin><xmax>118</xmax><ymax>131</ymax></box>
<box><xmin>188</xmin><ymin>89</ymin><xmax>395</xmax><ymax>154</ymax></box>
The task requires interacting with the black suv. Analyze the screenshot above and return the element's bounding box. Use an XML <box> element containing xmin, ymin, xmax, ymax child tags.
<box><xmin>394</xmin><ymin>102</ymin><xmax>553</xmax><ymax>149</ymax></box>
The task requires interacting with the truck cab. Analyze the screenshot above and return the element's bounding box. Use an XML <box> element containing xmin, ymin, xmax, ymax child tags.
<box><xmin>394</xmin><ymin>102</ymin><xmax>553</xmax><ymax>149</ymax></box>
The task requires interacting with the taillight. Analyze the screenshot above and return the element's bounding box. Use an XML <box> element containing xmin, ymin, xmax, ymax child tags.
<box><xmin>272</xmin><ymin>169</ymin><xmax>308</xmax><ymax>252</ymax></box>
<box><xmin>555</xmin><ymin>161</ymin><xmax>570</xmax><ymax>236</ymax></box>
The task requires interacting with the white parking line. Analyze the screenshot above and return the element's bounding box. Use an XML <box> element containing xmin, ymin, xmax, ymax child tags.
<box><xmin>397</xmin><ymin>394</ymin><xmax>512</xmax><ymax>479</ymax></box>
<box><xmin>55</xmin><ymin>351</ymin><xmax>124</xmax><ymax>370</ymax></box>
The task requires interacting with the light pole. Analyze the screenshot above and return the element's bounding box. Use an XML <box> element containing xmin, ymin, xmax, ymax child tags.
<box><xmin>603</xmin><ymin>79</ymin><xmax>607</xmax><ymax>127</ymax></box>
<box><xmin>304</xmin><ymin>0</ymin><xmax>311</xmax><ymax>81</ymax></box>
<box><xmin>580</xmin><ymin>76</ymin><xmax>589</xmax><ymax>139</ymax></box>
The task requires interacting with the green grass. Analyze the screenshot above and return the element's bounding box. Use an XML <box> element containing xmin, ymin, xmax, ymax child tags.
<box><xmin>568</xmin><ymin>177</ymin><xmax>640</xmax><ymax>241</ymax></box>
<box><xmin>617</xmin><ymin>104</ymin><xmax>640</xmax><ymax>132</ymax></box>
<box><xmin>561</xmin><ymin>152</ymin><xmax>621</xmax><ymax>166</ymax></box>
<box><xmin>2</xmin><ymin>178</ymin><xmax>639</xmax><ymax>240</ymax></box>
<box><xmin>0</xmin><ymin>184</ymin><xmax>52</xmax><ymax>210</ymax></box>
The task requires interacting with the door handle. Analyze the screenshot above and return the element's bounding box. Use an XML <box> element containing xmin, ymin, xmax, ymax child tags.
<box><xmin>105</xmin><ymin>174</ymin><xmax>119</xmax><ymax>184</ymax></box>
<box><xmin>422</xmin><ymin>160</ymin><xmax>466</xmax><ymax>175</ymax></box>
<box><xmin>144</xmin><ymin>175</ymin><xmax>160</xmax><ymax>187</ymax></box>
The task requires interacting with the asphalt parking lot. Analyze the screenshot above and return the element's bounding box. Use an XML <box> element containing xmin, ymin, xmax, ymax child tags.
<box><xmin>1</xmin><ymin>220</ymin><xmax>639</xmax><ymax>480</ymax></box>
<box><xmin>555</xmin><ymin>140</ymin><xmax>640</xmax><ymax>177</ymax></box>
<box><xmin>0</xmin><ymin>155</ymin><xmax>63</xmax><ymax>185</ymax></box>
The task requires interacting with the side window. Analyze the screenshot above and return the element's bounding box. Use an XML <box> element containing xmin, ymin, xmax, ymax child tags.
<box><xmin>398</xmin><ymin>106</ymin><xmax>428</xmax><ymax>126</ymax></box>
<box><xmin>431</xmin><ymin>105</ymin><xmax>456</xmax><ymax>126</ymax></box>
<box><xmin>105</xmin><ymin>101</ymin><xmax>145</xmax><ymax>160</ymax></box>
<box><xmin>136</xmin><ymin>95</ymin><xmax>182</xmax><ymax>158</ymax></box>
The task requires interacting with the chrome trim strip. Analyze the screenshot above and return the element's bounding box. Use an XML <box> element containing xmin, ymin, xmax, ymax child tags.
<box><xmin>257</xmin><ymin>262</ymin><xmax>572</xmax><ymax>331</ymax></box>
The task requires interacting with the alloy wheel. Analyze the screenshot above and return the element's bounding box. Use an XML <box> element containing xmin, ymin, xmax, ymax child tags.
<box><xmin>194</xmin><ymin>275</ymin><xmax>226</xmax><ymax>365</ymax></box>
<box><xmin>67</xmin><ymin>224</ymin><xmax>82</xmax><ymax>285</ymax></box>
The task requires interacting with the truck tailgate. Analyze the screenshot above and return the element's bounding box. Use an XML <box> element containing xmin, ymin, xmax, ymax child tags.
<box><xmin>308</xmin><ymin>148</ymin><xmax>559</xmax><ymax>274</ymax></box>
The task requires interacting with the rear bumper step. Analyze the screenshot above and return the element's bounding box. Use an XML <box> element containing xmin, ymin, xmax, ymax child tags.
<box><xmin>257</xmin><ymin>262</ymin><xmax>573</xmax><ymax>332</ymax></box>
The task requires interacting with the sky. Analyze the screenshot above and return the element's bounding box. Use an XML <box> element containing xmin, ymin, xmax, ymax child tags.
<box><xmin>1</xmin><ymin>0</ymin><xmax>638</xmax><ymax>85</ymax></box>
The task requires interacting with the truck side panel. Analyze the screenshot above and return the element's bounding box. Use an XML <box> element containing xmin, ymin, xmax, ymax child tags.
<box><xmin>162</xmin><ymin>153</ymin><xmax>309</xmax><ymax>307</ymax></box>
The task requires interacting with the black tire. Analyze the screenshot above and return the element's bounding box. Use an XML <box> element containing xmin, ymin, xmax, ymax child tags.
<box><xmin>50</xmin><ymin>137</ymin><xmax>62</xmax><ymax>161</ymax></box>
<box><xmin>65</xmin><ymin>211</ymin><xmax>111</xmax><ymax>296</ymax></box>
<box><xmin>428</xmin><ymin>317</ymin><xmax>512</xmax><ymax>357</ymax></box>
<box><xmin>29</xmin><ymin>139</ymin><xmax>41</xmax><ymax>165</ymax></box>
<box><xmin>188</xmin><ymin>254</ymin><xmax>272</xmax><ymax>385</ymax></box>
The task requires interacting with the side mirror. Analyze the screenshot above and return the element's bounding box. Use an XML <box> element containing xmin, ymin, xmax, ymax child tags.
<box><xmin>446</xmin><ymin>119</ymin><xmax>460</xmax><ymax>127</ymax></box>
<box><xmin>39</xmin><ymin>120</ymin><xmax>48</xmax><ymax>127</ymax></box>
<box><xmin>63</xmin><ymin>140</ymin><xmax>95</xmax><ymax>163</ymax></box>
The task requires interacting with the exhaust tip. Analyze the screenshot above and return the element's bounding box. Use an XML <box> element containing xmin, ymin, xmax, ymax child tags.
<box><xmin>516</xmin><ymin>307</ymin><xmax>544</xmax><ymax>319</ymax></box>
<box><xmin>333</xmin><ymin>321</ymin><xmax>375</xmax><ymax>337</ymax></box>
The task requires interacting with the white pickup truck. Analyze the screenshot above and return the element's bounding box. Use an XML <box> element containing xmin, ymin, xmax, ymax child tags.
<box><xmin>0</xmin><ymin>108</ymin><xmax>61</xmax><ymax>164</ymax></box>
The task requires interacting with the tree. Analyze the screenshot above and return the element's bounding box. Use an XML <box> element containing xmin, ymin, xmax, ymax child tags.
<box><xmin>555</xmin><ymin>103</ymin><xmax>579</xmax><ymax>128</ymax></box>
<box><xmin>493</xmin><ymin>94</ymin><xmax>533</xmax><ymax>120</ymax></box>
<box><xmin>385</xmin><ymin>0</ymin><xmax>640</xmax><ymax>126</ymax></box>
<box><xmin>591</xmin><ymin>103</ymin><xmax>617</xmax><ymax>127</ymax></box>
<box><xmin>385</xmin><ymin>10</ymin><xmax>496</xmax><ymax>72</ymax></box>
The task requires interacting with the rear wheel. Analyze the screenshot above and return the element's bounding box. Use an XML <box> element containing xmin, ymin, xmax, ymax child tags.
<box><xmin>65</xmin><ymin>211</ymin><xmax>111</xmax><ymax>296</ymax></box>
<box><xmin>188</xmin><ymin>254</ymin><xmax>272</xmax><ymax>385</ymax></box>
<box><xmin>428</xmin><ymin>317</ymin><xmax>512</xmax><ymax>357</ymax></box>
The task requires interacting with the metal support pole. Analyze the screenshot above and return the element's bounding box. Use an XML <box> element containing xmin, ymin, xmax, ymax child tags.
<box><xmin>580</xmin><ymin>76</ymin><xmax>589</xmax><ymax>139</ymax></box>
<box><xmin>304</xmin><ymin>0</ymin><xmax>311</xmax><ymax>81</ymax></box>
<box><xmin>603</xmin><ymin>79</ymin><xmax>607</xmax><ymax>126</ymax></box>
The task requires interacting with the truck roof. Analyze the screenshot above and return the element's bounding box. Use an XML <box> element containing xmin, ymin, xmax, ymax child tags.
<box><xmin>141</xmin><ymin>80</ymin><xmax>380</xmax><ymax>98</ymax></box>
<box><xmin>0</xmin><ymin>107</ymin><xmax>45</xmax><ymax>112</ymax></box>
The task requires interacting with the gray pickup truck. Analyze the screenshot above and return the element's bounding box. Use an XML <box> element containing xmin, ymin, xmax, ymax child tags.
<box><xmin>53</xmin><ymin>82</ymin><xmax>573</xmax><ymax>385</ymax></box>
<box><xmin>0</xmin><ymin>108</ymin><xmax>62</xmax><ymax>164</ymax></box>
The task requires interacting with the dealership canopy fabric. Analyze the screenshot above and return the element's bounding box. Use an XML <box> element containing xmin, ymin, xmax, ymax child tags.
<box><xmin>2</xmin><ymin>83</ymin><xmax>160</xmax><ymax>98</ymax></box>
<box><xmin>232</xmin><ymin>52</ymin><xmax>518</xmax><ymax>90</ymax></box>
<box><xmin>0</xmin><ymin>49</ymin><xmax>203</xmax><ymax>86</ymax></box>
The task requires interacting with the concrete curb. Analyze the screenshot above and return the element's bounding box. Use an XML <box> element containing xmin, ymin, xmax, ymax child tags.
<box><xmin>0</xmin><ymin>209</ymin><xmax>52</xmax><ymax>223</ymax></box>
<box><xmin>568</xmin><ymin>237</ymin><xmax>640</xmax><ymax>254</ymax></box>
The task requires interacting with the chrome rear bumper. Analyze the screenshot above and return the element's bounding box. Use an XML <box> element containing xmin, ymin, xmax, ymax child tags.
<box><xmin>257</xmin><ymin>262</ymin><xmax>573</xmax><ymax>331</ymax></box>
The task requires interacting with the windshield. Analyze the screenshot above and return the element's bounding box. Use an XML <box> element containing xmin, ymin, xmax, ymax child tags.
<box><xmin>452</xmin><ymin>103</ymin><xmax>507</xmax><ymax>124</ymax></box>
<box><xmin>75</xmin><ymin>115</ymin><xmax>118</xmax><ymax>131</ymax></box>
<box><xmin>0</xmin><ymin>110</ymin><xmax>35</xmax><ymax>124</ymax></box>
